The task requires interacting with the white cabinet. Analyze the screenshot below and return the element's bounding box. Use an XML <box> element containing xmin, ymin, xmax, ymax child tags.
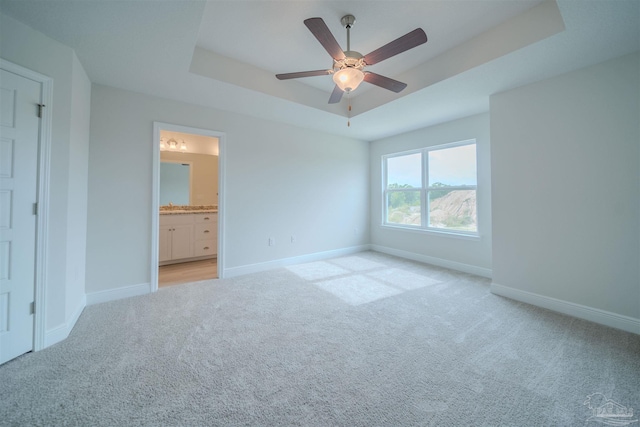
<box><xmin>158</xmin><ymin>226</ymin><xmax>172</xmax><ymax>262</ymax></box>
<box><xmin>159</xmin><ymin>214</ymin><xmax>194</xmax><ymax>263</ymax></box>
<box><xmin>170</xmin><ymin>224</ymin><xmax>194</xmax><ymax>259</ymax></box>
<box><xmin>159</xmin><ymin>212</ymin><xmax>217</xmax><ymax>265</ymax></box>
<box><xmin>194</xmin><ymin>213</ymin><xmax>217</xmax><ymax>257</ymax></box>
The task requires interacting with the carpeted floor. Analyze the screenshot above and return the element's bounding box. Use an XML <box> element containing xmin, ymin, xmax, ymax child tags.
<box><xmin>1</xmin><ymin>251</ymin><xmax>639</xmax><ymax>426</ymax></box>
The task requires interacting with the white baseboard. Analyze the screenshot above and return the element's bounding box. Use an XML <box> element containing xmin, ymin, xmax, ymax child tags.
<box><xmin>223</xmin><ymin>245</ymin><xmax>371</xmax><ymax>278</ymax></box>
<box><xmin>44</xmin><ymin>295</ymin><xmax>86</xmax><ymax>348</ymax></box>
<box><xmin>86</xmin><ymin>282</ymin><xmax>151</xmax><ymax>306</ymax></box>
<box><xmin>370</xmin><ymin>244</ymin><xmax>492</xmax><ymax>278</ymax></box>
<box><xmin>491</xmin><ymin>282</ymin><xmax>640</xmax><ymax>335</ymax></box>
<box><xmin>44</xmin><ymin>283</ymin><xmax>152</xmax><ymax>349</ymax></box>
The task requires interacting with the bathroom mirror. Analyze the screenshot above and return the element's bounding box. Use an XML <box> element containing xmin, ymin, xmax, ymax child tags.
<box><xmin>160</xmin><ymin>149</ymin><xmax>219</xmax><ymax>206</ymax></box>
<box><xmin>160</xmin><ymin>161</ymin><xmax>191</xmax><ymax>205</ymax></box>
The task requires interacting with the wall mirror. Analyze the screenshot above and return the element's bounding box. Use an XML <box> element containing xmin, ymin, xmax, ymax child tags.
<box><xmin>160</xmin><ymin>161</ymin><xmax>191</xmax><ymax>205</ymax></box>
<box><xmin>159</xmin><ymin>132</ymin><xmax>219</xmax><ymax>207</ymax></box>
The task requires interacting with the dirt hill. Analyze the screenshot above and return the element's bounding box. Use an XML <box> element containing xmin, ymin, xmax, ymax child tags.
<box><xmin>429</xmin><ymin>190</ymin><xmax>476</xmax><ymax>230</ymax></box>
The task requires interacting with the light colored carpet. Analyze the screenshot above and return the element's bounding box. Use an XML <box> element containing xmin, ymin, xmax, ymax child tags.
<box><xmin>1</xmin><ymin>251</ymin><xmax>638</xmax><ymax>426</ymax></box>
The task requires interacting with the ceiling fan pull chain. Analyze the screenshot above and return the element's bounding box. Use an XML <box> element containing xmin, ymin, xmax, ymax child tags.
<box><xmin>347</xmin><ymin>92</ymin><xmax>352</xmax><ymax>127</ymax></box>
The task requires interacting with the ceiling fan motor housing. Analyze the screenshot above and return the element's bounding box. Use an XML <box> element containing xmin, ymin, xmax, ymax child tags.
<box><xmin>333</xmin><ymin>51</ymin><xmax>365</xmax><ymax>73</ymax></box>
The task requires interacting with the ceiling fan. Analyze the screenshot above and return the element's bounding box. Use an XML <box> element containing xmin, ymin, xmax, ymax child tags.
<box><xmin>276</xmin><ymin>15</ymin><xmax>428</xmax><ymax>104</ymax></box>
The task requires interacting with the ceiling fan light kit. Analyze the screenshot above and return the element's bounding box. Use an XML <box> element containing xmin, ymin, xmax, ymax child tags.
<box><xmin>333</xmin><ymin>66</ymin><xmax>364</xmax><ymax>92</ymax></box>
<box><xmin>275</xmin><ymin>14</ymin><xmax>428</xmax><ymax>111</ymax></box>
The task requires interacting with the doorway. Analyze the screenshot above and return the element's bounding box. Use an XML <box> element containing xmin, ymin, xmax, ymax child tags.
<box><xmin>151</xmin><ymin>123</ymin><xmax>225</xmax><ymax>291</ymax></box>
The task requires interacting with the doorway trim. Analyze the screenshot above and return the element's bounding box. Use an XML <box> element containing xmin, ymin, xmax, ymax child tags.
<box><xmin>151</xmin><ymin>122</ymin><xmax>226</xmax><ymax>291</ymax></box>
<box><xmin>0</xmin><ymin>59</ymin><xmax>53</xmax><ymax>352</ymax></box>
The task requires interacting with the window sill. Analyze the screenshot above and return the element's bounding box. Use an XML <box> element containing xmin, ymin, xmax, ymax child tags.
<box><xmin>380</xmin><ymin>223</ymin><xmax>481</xmax><ymax>241</ymax></box>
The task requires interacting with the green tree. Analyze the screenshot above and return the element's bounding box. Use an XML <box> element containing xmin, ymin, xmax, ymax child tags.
<box><xmin>429</xmin><ymin>182</ymin><xmax>453</xmax><ymax>201</ymax></box>
<box><xmin>388</xmin><ymin>183</ymin><xmax>419</xmax><ymax>209</ymax></box>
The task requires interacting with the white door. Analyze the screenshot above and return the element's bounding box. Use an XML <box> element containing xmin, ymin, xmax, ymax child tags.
<box><xmin>0</xmin><ymin>69</ymin><xmax>41</xmax><ymax>364</ymax></box>
<box><xmin>171</xmin><ymin>224</ymin><xmax>194</xmax><ymax>260</ymax></box>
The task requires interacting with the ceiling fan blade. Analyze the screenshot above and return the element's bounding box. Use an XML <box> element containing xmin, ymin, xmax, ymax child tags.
<box><xmin>363</xmin><ymin>28</ymin><xmax>427</xmax><ymax>65</ymax></box>
<box><xmin>276</xmin><ymin>70</ymin><xmax>332</xmax><ymax>80</ymax></box>
<box><xmin>304</xmin><ymin>17</ymin><xmax>346</xmax><ymax>60</ymax></box>
<box><xmin>364</xmin><ymin>72</ymin><xmax>407</xmax><ymax>93</ymax></box>
<box><xmin>328</xmin><ymin>85</ymin><xmax>344</xmax><ymax>104</ymax></box>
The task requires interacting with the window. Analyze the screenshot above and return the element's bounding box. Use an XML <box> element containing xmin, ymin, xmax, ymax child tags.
<box><xmin>383</xmin><ymin>140</ymin><xmax>478</xmax><ymax>235</ymax></box>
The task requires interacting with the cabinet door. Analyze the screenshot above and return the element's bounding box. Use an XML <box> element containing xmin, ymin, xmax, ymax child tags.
<box><xmin>158</xmin><ymin>225</ymin><xmax>172</xmax><ymax>262</ymax></box>
<box><xmin>171</xmin><ymin>224</ymin><xmax>194</xmax><ymax>260</ymax></box>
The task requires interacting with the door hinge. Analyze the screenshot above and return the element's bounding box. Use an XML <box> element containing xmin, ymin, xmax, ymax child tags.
<box><xmin>37</xmin><ymin>104</ymin><xmax>45</xmax><ymax>118</ymax></box>
<box><xmin>33</xmin><ymin>202</ymin><xmax>38</xmax><ymax>215</ymax></box>
<box><xmin>30</xmin><ymin>301</ymin><xmax>35</xmax><ymax>315</ymax></box>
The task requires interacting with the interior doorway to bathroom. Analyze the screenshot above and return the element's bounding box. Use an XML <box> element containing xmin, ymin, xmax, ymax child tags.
<box><xmin>151</xmin><ymin>123</ymin><xmax>226</xmax><ymax>291</ymax></box>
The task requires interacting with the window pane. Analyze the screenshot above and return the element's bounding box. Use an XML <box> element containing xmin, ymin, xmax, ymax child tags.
<box><xmin>428</xmin><ymin>189</ymin><xmax>477</xmax><ymax>232</ymax></box>
<box><xmin>428</xmin><ymin>144</ymin><xmax>476</xmax><ymax>187</ymax></box>
<box><xmin>387</xmin><ymin>190</ymin><xmax>421</xmax><ymax>226</ymax></box>
<box><xmin>387</xmin><ymin>153</ymin><xmax>422</xmax><ymax>189</ymax></box>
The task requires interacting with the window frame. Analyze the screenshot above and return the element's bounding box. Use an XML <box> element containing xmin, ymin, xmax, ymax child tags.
<box><xmin>382</xmin><ymin>139</ymin><xmax>479</xmax><ymax>238</ymax></box>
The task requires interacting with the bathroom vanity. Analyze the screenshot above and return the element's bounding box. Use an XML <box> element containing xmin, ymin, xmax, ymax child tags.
<box><xmin>159</xmin><ymin>207</ymin><xmax>217</xmax><ymax>265</ymax></box>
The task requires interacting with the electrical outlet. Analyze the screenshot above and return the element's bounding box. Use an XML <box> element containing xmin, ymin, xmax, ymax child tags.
<box><xmin>291</xmin><ymin>235</ymin><xmax>296</xmax><ymax>243</ymax></box>
<box><xmin>268</xmin><ymin>237</ymin><xmax>275</xmax><ymax>246</ymax></box>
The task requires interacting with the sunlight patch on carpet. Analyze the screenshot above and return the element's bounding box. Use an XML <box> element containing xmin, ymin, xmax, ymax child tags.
<box><xmin>286</xmin><ymin>261</ymin><xmax>350</xmax><ymax>281</ymax></box>
<box><xmin>328</xmin><ymin>256</ymin><xmax>387</xmax><ymax>271</ymax></box>
<box><xmin>368</xmin><ymin>268</ymin><xmax>441</xmax><ymax>290</ymax></box>
<box><xmin>315</xmin><ymin>275</ymin><xmax>402</xmax><ymax>306</ymax></box>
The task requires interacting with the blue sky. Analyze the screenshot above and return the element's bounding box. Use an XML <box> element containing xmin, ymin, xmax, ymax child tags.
<box><xmin>387</xmin><ymin>153</ymin><xmax>422</xmax><ymax>187</ymax></box>
<box><xmin>429</xmin><ymin>144</ymin><xmax>476</xmax><ymax>186</ymax></box>
<box><xmin>387</xmin><ymin>144</ymin><xmax>477</xmax><ymax>187</ymax></box>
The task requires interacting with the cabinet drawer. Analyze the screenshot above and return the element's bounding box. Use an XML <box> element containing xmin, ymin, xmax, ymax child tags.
<box><xmin>195</xmin><ymin>223</ymin><xmax>215</xmax><ymax>239</ymax></box>
<box><xmin>194</xmin><ymin>213</ymin><xmax>217</xmax><ymax>223</ymax></box>
<box><xmin>194</xmin><ymin>239</ymin><xmax>216</xmax><ymax>257</ymax></box>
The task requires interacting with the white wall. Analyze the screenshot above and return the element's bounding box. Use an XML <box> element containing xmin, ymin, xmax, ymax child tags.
<box><xmin>369</xmin><ymin>113</ymin><xmax>492</xmax><ymax>277</ymax></box>
<box><xmin>0</xmin><ymin>13</ymin><xmax>90</xmax><ymax>339</ymax></box>
<box><xmin>490</xmin><ymin>52</ymin><xmax>639</xmax><ymax>331</ymax></box>
<box><xmin>86</xmin><ymin>84</ymin><xmax>369</xmax><ymax>293</ymax></box>
<box><xmin>65</xmin><ymin>53</ymin><xmax>91</xmax><ymax>322</ymax></box>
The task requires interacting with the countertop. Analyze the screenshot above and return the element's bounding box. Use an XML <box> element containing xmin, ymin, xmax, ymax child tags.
<box><xmin>159</xmin><ymin>205</ymin><xmax>218</xmax><ymax>215</ymax></box>
<box><xmin>160</xmin><ymin>209</ymin><xmax>217</xmax><ymax>215</ymax></box>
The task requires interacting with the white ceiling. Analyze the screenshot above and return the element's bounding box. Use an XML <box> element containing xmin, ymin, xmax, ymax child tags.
<box><xmin>1</xmin><ymin>0</ymin><xmax>639</xmax><ymax>141</ymax></box>
<box><xmin>196</xmin><ymin>0</ymin><xmax>543</xmax><ymax>94</ymax></box>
